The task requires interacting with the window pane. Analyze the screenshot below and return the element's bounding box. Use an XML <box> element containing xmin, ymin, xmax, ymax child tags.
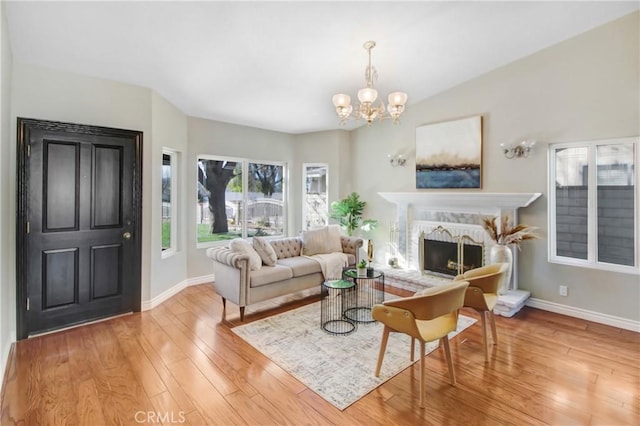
<box><xmin>555</xmin><ymin>147</ymin><xmax>588</xmax><ymax>260</ymax></box>
<box><xmin>246</xmin><ymin>162</ymin><xmax>284</xmax><ymax>237</ymax></box>
<box><xmin>162</xmin><ymin>153</ymin><xmax>171</xmax><ymax>251</ymax></box>
<box><xmin>197</xmin><ymin>159</ymin><xmax>242</xmax><ymax>242</ymax></box>
<box><xmin>597</xmin><ymin>143</ymin><xmax>635</xmax><ymax>266</ymax></box>
<box><xmin>304</xmin><ymin>165</ymin><xmax>328</xmax><ymax>229</ymax></box>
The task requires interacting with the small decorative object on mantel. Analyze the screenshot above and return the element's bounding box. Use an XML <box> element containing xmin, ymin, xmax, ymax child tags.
<box><xmin>482</xmin><ymin>215</ymin><xmax>539</xmax><ymax>295</ymax></box>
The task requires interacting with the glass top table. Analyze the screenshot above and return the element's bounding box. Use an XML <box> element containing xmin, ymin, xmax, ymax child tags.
<box><xmin>341</xmin><ymin>268</ymin><xmax>385</xmax><ymax>323</ymax></box>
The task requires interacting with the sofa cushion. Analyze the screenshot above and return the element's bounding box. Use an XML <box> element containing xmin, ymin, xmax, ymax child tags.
<box><xmin>344</xmin><ymin>253</ymin><xmax>356</xmax><ymax>266</ymax></box>
<box><xmin>276</xmin><ymin>257</ymin><xmax>322</xmax><ymax>277</ymax></box>
<box><xmin>229</xmin><ymin>238</ymin><xmax>262</xmax><ymax>271</ymax></box>
<box><xmin>301</xmin><ymin>226</ymin><xmax>343</xmax><ymax>256</ymax></box>
<box><xmin>253</xmin><ymin>236</ymin><xmax>277</xmax><ymax>266</ymax></box>
<box><xmin>250</xmin><ymin>264</ymin><xmax>293</xmax><ymax>288</ymax></box>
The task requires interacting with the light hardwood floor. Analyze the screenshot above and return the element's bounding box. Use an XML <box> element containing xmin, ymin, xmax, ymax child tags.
<box><xmin>1</xmin><ymin>283</ymin><xmax>638</xmax><ymax>425</ymax></box>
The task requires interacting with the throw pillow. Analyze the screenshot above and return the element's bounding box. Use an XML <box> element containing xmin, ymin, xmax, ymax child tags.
<box><xmin>301</xmin><ymin>227</ymin><xmax>329</xmax><ymax>256</ymax></box>
<box><xmin>253</xmin><ymin>236</ymin><xmax>277</xmax><ymax>266</ymax></box>
<box><xmin>326</xmin><ymin>224</ymin><xmax>344</xmax><ymax>253</ymax></box>
<box><xmin>301</xmin><ymin>226</ymin><xmax>343</xmax><ymax>256</ymax></box>
<box><xmin>229</xmin><ymin>238</ymin><xmax>262</xmax><ymax>271</ymax></box>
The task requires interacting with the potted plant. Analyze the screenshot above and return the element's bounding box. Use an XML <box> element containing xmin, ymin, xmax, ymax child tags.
<box><xmin>330</xmin><ymin>192</ymin><xmax>378</xmax><ymax>237</ymax></box>
<box><xmin>356</xmin><ymin>259</ymin><xmax>367</xmax><ymax>277</ymax></box>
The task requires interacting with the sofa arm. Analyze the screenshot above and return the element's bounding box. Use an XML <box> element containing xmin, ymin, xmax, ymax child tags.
<box><xmin>206</xmin><ymin>246</ymin><xmax>249</xmax><ymax>269</ymax></box>
<box><xmin>340</xmin><ymin>236</ymin><xmax>363</xmax><ymax>262</ymax></box>
<box><xmin>206</xmin><ymin>246</ymin><xmax>250</xmax><ymax>308</ymax></box>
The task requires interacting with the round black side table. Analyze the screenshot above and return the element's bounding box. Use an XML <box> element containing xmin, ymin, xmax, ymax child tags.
<box><xmin>342</xmin><ymin>268</ymin><xmax>385</xmax><ymax>323</ymax></box>
<box><xmin>320</xmin><ymin>279</ymin><xmax>357</xmax><ymax>335</ymax></box>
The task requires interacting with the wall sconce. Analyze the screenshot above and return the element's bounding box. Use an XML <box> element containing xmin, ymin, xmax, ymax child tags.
<box><xmin>388</xmin><ymin>154</ymin><xmax>406</xmax><ymax>167</ymax></box>
<box><xmin>500</xmin><ymin>139</ymin><xmax>535</xmax><ymax>159</ymax></box>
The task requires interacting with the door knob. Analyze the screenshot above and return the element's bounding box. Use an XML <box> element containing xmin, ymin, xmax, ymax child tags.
<box><xmin>123</xmin><ymin>232</ymin><xmax>132</xmax><ymax>240</ymax></box>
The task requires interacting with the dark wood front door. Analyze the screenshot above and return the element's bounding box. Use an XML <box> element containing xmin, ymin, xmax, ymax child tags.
<box><xmin>17</xmin><ymin>118</ymin><xmax>142</xmax><ymax>339</ymax></box>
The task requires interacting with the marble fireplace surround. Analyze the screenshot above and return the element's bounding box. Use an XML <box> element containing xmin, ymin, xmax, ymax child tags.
<box><xmin>378</xmin><ymin>192</ymin><xmax>541</xmax><ymax>290</ymax></box>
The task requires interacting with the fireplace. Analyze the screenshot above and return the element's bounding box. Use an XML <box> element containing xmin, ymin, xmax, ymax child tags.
<box><xmin>378</xmin><ymin>191</ymin><xmax>541</xmax><ymax>291</ymax></box>
<box><xmin>419</xmin><ymin>226</ymin><xmax>485</xmax><ymax>277</ymax></box>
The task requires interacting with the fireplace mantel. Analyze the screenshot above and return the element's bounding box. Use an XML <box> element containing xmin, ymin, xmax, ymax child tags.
<box><xmin>378</xmin><ymin>192</ymin><xmax>541</xmax><ymax>214</ymax></box>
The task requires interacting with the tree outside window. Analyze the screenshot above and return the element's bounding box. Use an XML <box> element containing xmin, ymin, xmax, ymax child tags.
<box><xmin>197</xmin><ymin>157</ymin><xmax>286</xmax><ymax>244</ymax></box>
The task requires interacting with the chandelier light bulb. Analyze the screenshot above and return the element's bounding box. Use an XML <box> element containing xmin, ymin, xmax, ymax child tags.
<box><xmin>358</xmin><ymin>87</ymin><xmax>378</xmax><ymax>104</ymax></box>
<box><xmin>388</xmin><ymin>92</ymin><xmax>408</xmax><ymax>106</ymax></box>
<box><xmin>332</xmin><ymin>94</ymin><xmax>351</xmax><ymax>108</ymax></box>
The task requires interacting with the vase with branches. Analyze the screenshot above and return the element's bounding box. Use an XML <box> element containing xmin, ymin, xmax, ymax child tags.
<box><xmin>482</xmin><ymin>216</ymin><xmax>539</xmax><ymax>294</ymax></box>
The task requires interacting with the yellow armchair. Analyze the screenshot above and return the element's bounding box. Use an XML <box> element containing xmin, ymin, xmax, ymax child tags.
<box><xmin>371</xmin><ymin>280</ymin><xmax>469</xmax><ymax>408</ymax></box>
<box><xmin>454</xmin><ymin>262</ymin><xmax>509</xmax><ymax>362</ymax></box>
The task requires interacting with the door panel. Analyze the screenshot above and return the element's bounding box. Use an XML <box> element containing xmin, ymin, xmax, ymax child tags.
<box><xmin>93</xmin><ymin>145</ymin><xmax>122</xmax><ymax>228</ymax></box>
<box><xmin>17</xmin><ymin>118</ymin><xmax>142</xmax><ymax>338</ymax></box>
<box><xmin>91</xmin><ymin>244</ymin><xmax>122</xmax><ymax>299</ymax></box>
<box><xmin>44</xmin><ymin>141</ymin><xmax>79</xmax><ymax>231</ymax></box>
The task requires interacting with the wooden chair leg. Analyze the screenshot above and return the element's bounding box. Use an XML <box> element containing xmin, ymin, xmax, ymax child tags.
<box><xmin>489</xmin><ymin>310</ymin><xmax>498</xmax><ymax>345</ymax></box>
<box><xmin>481</xmin><ymin>310</ymin><xmax>489</xmax><ymax>362</ymax></box>
<box><xmin>240</xmin><ymin>306</ymin><xmax>245</xmax><ymax>322</ymax></box>
<box><xmin>419</xmin><ymin>341</ymin><xmax>426</xmax><ymax>409</ymax></box>
<box><xmin>441</xmin><ymin>337</ymin><xmax>456</xmax><ymax>385</ymax></box>
<box><xmin>375</xmin><ymin>326</ymin><xmax>391</xmax><ymax>377</ymax></box>
<box><xmin>410</xmin><ymin>337</ymin><xmax>416</xmax><ymax>362</ymax></box>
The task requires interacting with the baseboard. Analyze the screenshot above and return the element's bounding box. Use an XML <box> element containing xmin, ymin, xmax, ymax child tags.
<box><xmin>187</xmin><ymin>274</ymin><xmax>215</xmax><ymax>287</ymax></box>
<box><xmin>141</xmin><ymin>274</ymin><xmax>215</xmax><ymax>311</ymax></box>
<box><xmin>526</xmin><ymin>298</ymin><xmax>640</xmax><ymax>332</ymax></box>
<box><xmin>1</xmin><ymin>334</ymin><xmax>14</xmax><ymax>400</ymax></box>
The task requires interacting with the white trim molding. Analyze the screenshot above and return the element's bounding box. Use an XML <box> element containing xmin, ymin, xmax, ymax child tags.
<box><xmin>526</xmin><ymin>298</ymin><xmax>640</xmax><ymax>332</ymax></box>
<box><xmin>141</xmin><ymin>274</ymin><xmax>215</xmax><ymax>311</ymax></box>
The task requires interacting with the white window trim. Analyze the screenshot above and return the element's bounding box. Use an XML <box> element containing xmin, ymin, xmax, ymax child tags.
<box><xmin>302</xmin><ymin>162</ymin><xmax>329</xmax><ymax>231</ymax></box>
<box><xmin>196</xmin><ymin>154</ymin><xmax>288</xmax><ymax>249</ymax></box>
<box><xmin>548</xmin><ymin>137</ymin><xmax>639</xmax><ymax>275</ymax></box>
<box><xmin>162</xmin><ymin>148</ymin><xmax>179</xmax><ymax>259</ymax></box>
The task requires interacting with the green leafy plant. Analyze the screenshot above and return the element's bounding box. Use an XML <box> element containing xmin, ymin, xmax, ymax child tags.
<box><xmin>330</xmin><ymin>192</ymin><xmax>378</xmax><ymax>236</ymax></box>
<box><xmin>357</xmin><ymin>259</ymin><xmax>367</xmax><ymax>269</ymax></box>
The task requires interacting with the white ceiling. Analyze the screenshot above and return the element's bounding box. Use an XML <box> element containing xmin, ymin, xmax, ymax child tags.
<box><xmin>4</xmin><ymin>1</ymin><xmax>638</xmax><ymax>134</ymax></box>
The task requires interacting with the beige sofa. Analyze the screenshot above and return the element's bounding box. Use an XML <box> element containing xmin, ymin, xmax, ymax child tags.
<box><xmin>207</xmin><ymin>233</ymin><xmax>362</xmax><ymax>321</ymax></box>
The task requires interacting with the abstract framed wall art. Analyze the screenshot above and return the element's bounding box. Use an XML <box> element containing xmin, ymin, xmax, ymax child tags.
<box><xmin>415</xmin><ymin>115</ymin><xmax>482</xmax><ymax>189</ymax></box>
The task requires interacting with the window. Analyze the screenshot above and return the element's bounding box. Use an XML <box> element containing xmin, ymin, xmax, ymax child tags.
<box><xmin>549</xmin><ymin>137</ymin><xmax>638</xmax><ymax>273</ymax></box>
<box><xmin>302</xmin><ymin>163</ymin><xmax>328</xmax><ymax>230</ymax></box>
<box><xmin>197</xmin><ymin>156</ymin><xmax>286</xmax><ymax>245</ymax></box>
<box><xmin>162</xmin><ymin>149</ymin><xmax>178</xmax><ymax>256</ymax></box>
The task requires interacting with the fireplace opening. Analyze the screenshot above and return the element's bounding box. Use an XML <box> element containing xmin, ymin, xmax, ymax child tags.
<box><xmin>422</xmin><ymin>239</ymin><xmax>483</xmax><ymax>277</ymax></box>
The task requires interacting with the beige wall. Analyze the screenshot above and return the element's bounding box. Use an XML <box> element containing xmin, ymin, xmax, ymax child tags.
<box><xmin>350</xmin><ymin>12</ymin><xmax>639</xmax><ymax>322</ymax></box>
<box><xmin>151</xmin><ymin>92</ymin><xmax>188</xmax><ymax>299</ymax></box>
<box><xmin>0</xmin><ymin>2</ymin><xmax>15</xmax><ymax>373</ymax></box>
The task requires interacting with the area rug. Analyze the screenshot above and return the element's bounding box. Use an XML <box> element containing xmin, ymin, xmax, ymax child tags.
<box><xmin>232</xmin><ymin>300</ymin><xmax>476</xmax><ymax>410</ymax></box>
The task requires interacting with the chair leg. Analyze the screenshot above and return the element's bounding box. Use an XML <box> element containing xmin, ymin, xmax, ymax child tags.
<box><xmin>481</xmin><ymin>311</ymin><xmax>489</xmax><ymax>362</ymax></box>
<box><xmin>221</xmin><ymin>297</ymin><xmax>227</xmax><ymax>321</ymax></box>
<box><xmin>375</xmin><ymin>326</ymin><xmax>391</xmax><ymax>377</ymax></box>
<box><xmin>240</xmin><ymin>306</ymin><xmax>245</xmax><ymax>322</ymax></box>
<box><xmin>489</xmin><ymin>310</ymin><xmax>498</xmax><ymax>345</ymax></box>
<box><xmin>410</xmin><ymin>337</ymin><xmax>416</xmax><ymax>362</ymax></box>
<box><xmin>441</xmin><ymin>337</ymin><xmax>456</xmax><ymax>386</ymax></box>
<box><xmin>419</xmin><ymin>341</ymin><xmax>426</xmax><ymax>409</ymax></box>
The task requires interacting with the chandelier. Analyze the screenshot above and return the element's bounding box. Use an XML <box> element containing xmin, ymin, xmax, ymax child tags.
<box><xmin>332</xmin><ymin>40</ymin><xmax>408</xmax><ymax>126</ymax></box>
